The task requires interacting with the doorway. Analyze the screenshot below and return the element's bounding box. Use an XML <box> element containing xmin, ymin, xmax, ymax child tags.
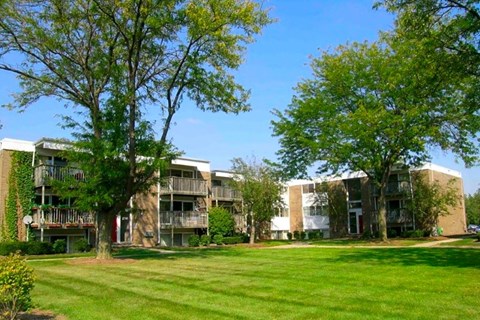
<box><xmin>348</xmin><ymin>209</ymin><xmax>363</xmax><ymax>234</ymax></box>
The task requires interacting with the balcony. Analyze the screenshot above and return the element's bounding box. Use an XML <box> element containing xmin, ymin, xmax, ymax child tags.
<box><xmin>387</xmin><ymin>208</ymin><xmax>412</xmax><ymax>224</ymax></box>
<box><xmin>160</xmin><ymin>176</ymin><xmax>208</xmax><ymax>196</ymax></box>
<box><xmin>160</xmin><ymin>211</ymin><xmax>207</xmax><ymax>228</ymax></box>
<box><xmin>30</xmin><ymin>207</ymin><xmax>95</xmax><ymax>229</ymax></box>
<box><xmin>34</xmin><ymin>165</ymin><xmax>85</xmax><ymax>187</ymax></box>
<box><xmin>371</xmin><ymin>181</ymin><xmax>411</xmax><ymax>196</ymax></box>
<box><xmin>212</xmin><ymin>186</ymin><xmax>242</xmax><ymax>201</ymax></box>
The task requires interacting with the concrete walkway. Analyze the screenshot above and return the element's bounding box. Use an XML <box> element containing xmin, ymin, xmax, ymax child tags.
<box><xmin>411</xmin><ymin>238</ymin><xmax>462</xmax><ymax>247</ymax></box>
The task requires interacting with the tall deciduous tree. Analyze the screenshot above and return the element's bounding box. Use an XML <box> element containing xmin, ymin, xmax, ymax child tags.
<box><xmin>0</xmin><ymin>0</ymin><xmax>271</xmax><ymax>258</ymax></box>
<box><xmin>229</xmin><ymin>157</ymin><xmax>284</xmax><ymax>244</ymax></box>
<box><xmin>272</xmin><ymin>38</ymin><xmax>479</xmax><ymax>241</ymax></box>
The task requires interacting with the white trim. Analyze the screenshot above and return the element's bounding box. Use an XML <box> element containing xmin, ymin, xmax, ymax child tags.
<box><xmin>411</xmin><ymin>162</ymin><xmax>462</xmax><ymax>178</ymax></box>
<box><xmin>0</xmin><ymin>138</ymin><xmax>35</xmax><ymax>152</ymax></box>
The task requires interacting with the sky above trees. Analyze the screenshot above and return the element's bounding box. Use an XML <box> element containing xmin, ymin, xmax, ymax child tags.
<box><xmin>0</xmin><ymin>0</ymin><xmax>478</xmax><ymax>194</ymax></box>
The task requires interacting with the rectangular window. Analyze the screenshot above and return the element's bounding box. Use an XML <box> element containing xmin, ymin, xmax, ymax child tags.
<box><xmin>346</xmin><ymin>179</ymin><xmax>362</xmax><ymax>201</ymax></box>
<box><xmin>302</xmin><ymin>183</ymin><xmax>315</xmax><ymax>194</ymax></box>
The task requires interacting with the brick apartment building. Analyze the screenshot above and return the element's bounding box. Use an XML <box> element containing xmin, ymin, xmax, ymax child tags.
<box><xmin>1</xmin><ymin>137</ymin><xmax>467</xmax><ymax>250</ymax></box>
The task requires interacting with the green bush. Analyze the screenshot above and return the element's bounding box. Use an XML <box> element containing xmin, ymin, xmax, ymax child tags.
<box><xmin>25</xmin><ymin>241</ymin><xmax>52</xmax><ymax>255</ymax></box>
<box><xmin>309</xmin><ymin>231</ymin><xmax>323</xmax><ymax>240</ymax></box>
<box><xmin>200</xmin><ymin>235</ymin><xmax>211</xmax><ymax>246</ymax></box>
<box><xmin>402</xmin><ymin>230</ymin><xmax>424</xmax><ymax>238</ymax></box>
<box><xmin>52</xmin><ymin>239</ymin><xmax>67</xmax><ymax>254</ymax></box>
<box><xmin>387</xmin><ymin>229</ymin><xmax>397</xmax><ymax>238</ymax></box>
<box><xmin>223</xmin><ymin>236</ymin><xmax>243</xmax><ymax>245</ymax></box>
<box><xmin>213</xmin><ymin>234</ymin><xmax>224</xmax><ymax>245</ymax></box>
<box><xmin>0</xmin><ymin>253</ymin><xmax>35</xmax><ymax>320</ymax></box>
<box><xmin>300</xmin><ymin>231</ymin><xmax>306</xmax><ymax>240</ymax></box>
<box><xmin>293</xmin><ymin>231</ymin><xmax>300</xmax><ymax>240</ymax></box>
<box><xmin>208</xmin><ymin>207</ymin><xmax>235</xmax><ymax>237</ymax></box>
<box><xmin>73</xmin><ymin>239</ymin><xmax>90</xmax><ymax>252</ymax></box>
<box><xmin>188</xmin><ymin>235</ymin><xmax>200</xmax><ymax>247</ymax></box>
<box><xmin>287</xmin><ymin>232</ymin><xmax>293</xmax><ymax>240</ymax></box>
<box><xmin>476</xmin><ymin>233</ymin><xmax>480</xmax><ymax>242</ymax></box>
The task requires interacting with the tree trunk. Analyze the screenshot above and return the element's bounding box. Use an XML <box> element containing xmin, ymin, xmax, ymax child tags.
<box><xmin>378</xmin><ymin>184</ymin><xmax>388</xmax><ymax>242</ymax></box>
<box><xmin>249</xmin><ymin>211</ymin><xmax>255</xmax><ymax>244</ymax></box>
<box><xmin>96</xmin><ymin>210</ymin><xmax>115</xmax><ymax>259</ymax></box>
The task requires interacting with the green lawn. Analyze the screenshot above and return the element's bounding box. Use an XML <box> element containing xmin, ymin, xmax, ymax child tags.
<box><xmin>28</xmin><ymin>247</ymin><xmax>479</xmax><ymax>320</ymax></box>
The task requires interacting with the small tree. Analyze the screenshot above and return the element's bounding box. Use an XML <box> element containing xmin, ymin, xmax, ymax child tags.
<box><xmin>229</xmin><ymin>157</ymin><xmax>284</xmax><ymax>244</ymax></box>
<box><xmin>465</xmin><ymin>189</ymin><xmax>480</xmax><ymax>225</ymax></box>
<box><xmin>407</xmin><ymin>174</ymin><xmax>459</xmax><ymax>235</ymax></box>
<box><xmin>208</xmin><ymin>207</ymin><xmax>235</xmax><ymax>237</ymax></box>
<box><xmin>0</xmin><ymin>253</ymin><xmax>35</xmax><ymax>320</ymax></box>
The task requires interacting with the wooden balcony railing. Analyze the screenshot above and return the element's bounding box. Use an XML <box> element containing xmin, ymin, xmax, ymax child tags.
<box><xmin>160</xmin><ymin>176</ymin><xmax>207</xmax><ymax>195</ymax></box>
<box><xmin>31</xmin><ymin>207</ymin><xmax>95</xmax><ymax>228</ymax></box>
<box><xmin>160</xmin><ymin>211</ymin><xmax>207</xmax><ymax>228</ymax></box>
<box><xmin>371</xmin><ymin>209</ymin><xmax>412</xmax><ymax>224</ymax></box>
<box><xmin>34</xmin><ymin>165</ymin><xmax>85</xmax><ymax>187</ymax></box>
<box><xmin>212</xmin><ymin>186</ymin><xmax>242</xmax><ymax>200</ymax></box>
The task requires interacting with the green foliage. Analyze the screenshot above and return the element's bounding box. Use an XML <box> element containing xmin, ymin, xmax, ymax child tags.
<box><xmin>73</xmin><ymin>239</ymin><xmax>90</xmax><ymax>253</ymax></box>
<box><xmin>3</xmin><ymin>151</ymin><xmax>34</xmax><ymax>241</ymax></box>
<box><xmin>387</xmin><ymin>229</ymin><xmax>397</xmax><ymax>238</ymax></box>
<box><xmin>272</xmin><ymin>34</ymin><xmax>478</xmax><ymax>241</ymax></box>
<box><xmin>300</xmin><ymin>231</ymin><xmax>306</xmax><ymax>240</ymax></box>
<box><xmin>465</xmin><ymin>189</ymin><xmax>480</xmax><ymax>225</ymax></box>
<box><xmin>287</xmin><ymin>232</ymin><xmax>293</xmax><ymax>240</ymax></box>
<box><xmin>222</xmin><ymin>236</ymin><xmax>245</xmax><ymax>245</ymax></box>
<box><xmin>293</xmin><ymin>231</ymin><xmax>300</xmax><ymax>240</ymax></box>
<box><xmin>208</xmin><ymin>207</ymin><xmax>235</xmax><ymax>237</ymax></box>
<box><xmin>407</xmin><ymin>174</ymin><xmax>459</xmax><ymax>232</ymax></box>
<box><xmin>402</xmin><ymin>230</ymin><xmax>425</xmax><ymax>238</ymax></box>
<box><xmin>52</xmin><ymin>240</ymin><xmax>67</xmax><ymax>254</ymax></box>
<box><xmin>0</xmin><ymin>241</ymin><xmax>53</xmax><ymax>256</ymax></box>
<box><xmin>200</xmin><ymin>235</ymin><xmax>211</xmax><ymax>246</ymax></box>
<box><xmin>212</xmin><ymin>234</ymin><xmax>224</xmax><ymax>245</ymax></box>
<box><xmin>308</xmin><ymin>231</ymin><xmax>323</xmax><ymax>240</ymax></box>
<box><xmin>0</xmin><ymin>253</ymin><xmax>35</xmax><ymax>320</ymax></box>
<box><xmin>230</xmin><ymin>157</ymin><xmax>284</xmax><ymax>243</ymax></box>
<box><xmin>188</xmin><ymin>235</ymin><xmax>200</xmax><ymax>247</ymax></box>
<box><xmin>0</xmin><ymin>0</ymin><xmax>271</xmax><ymax>259</ymax></box>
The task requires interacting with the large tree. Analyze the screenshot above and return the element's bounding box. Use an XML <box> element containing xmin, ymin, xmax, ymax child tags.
<box><xmin>272</xmin><ymin>37</ymin><xmax>479</xmax><ymax>241</ymax></box>
<box><xmin>229</xmin><ymin>157</ymin><xmax>284</xmax><ymax>244</ymax></box>
<box><xmin>378</xmin><ymin>0</ymin><xmax>479</xmax><ymax>78</ymax></box>
<box><xmin>0</xmin><ymin>0</ymin><xmax>271</xmax><ymax>258</ymax></box>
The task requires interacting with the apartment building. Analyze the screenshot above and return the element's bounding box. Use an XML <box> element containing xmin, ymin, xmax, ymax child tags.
<box><xmin>0</xmin><ymin>138</ymin><xmax>246</xmax><ymax>249</ymax></box>
<box><xmin>271</xmin><ymin>164</ymin><xmax>467</xmax><ymax>239</ymax></box>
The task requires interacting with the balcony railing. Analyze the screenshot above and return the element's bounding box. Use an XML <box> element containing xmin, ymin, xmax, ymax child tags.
<box><xmin>371</xmin><ymin>209</ymin><xmax>412</xmax><ymax>224</ymax></box>
<box><xmin>371</xmin><ymin>181</ymin><xmax>411</xmax><ymax>196</ymax></box>
<box><xmin>34</xmin><ymin>165</ymin><xmax>85</xmax><ymax>187</ymax></box>
<box><xmin>160</xmin><ymin>176</ymin><xmax>208</xmax><ymax>195</ymax></box>
<box><xmin>31</xmin><ymin>207</ymin><xmax>95</xmax><ymax>228</ymax></box>
<box><xmin>212</xmin><ymin>186</ymin><xmax>242</xmax><ymax>200</ymax></box>
<box><xmin>160</xmin><ymin>211</ymin><xmax>207</xmax><ymax>228</ymax></box>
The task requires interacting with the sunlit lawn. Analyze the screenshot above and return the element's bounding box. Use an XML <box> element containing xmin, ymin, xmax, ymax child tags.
<box><xmin>28</xmin><ymin>246</ymin><xmax>479</xmax><ymax>320</ymax></box>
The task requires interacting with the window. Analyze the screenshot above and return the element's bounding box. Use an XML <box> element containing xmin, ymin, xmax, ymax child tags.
<box><xmin>304</xmin><ymin>205</ymin><xmax>328</xmax><ymax>216</ymax></box>
<box><xmin>170</xmin><ymin>169</ymin><xmax>195</xmax><ymax>178</ymax></box>
<box><xmin>302</xmin><ymin>183</ymin><xmax>315</xmax><ymax>194</ymax></box>
<box><xmin>346</xmin><ymin>179</ymin><xmax>362</xmax><ymax>201</ymax></box>
<box><xmin>212</xmin><ymin>180</ymin><xmax>222</xmax><ymax>187</ymax></box>
<box><xmin>275</xmin><ymin>208</ymin><xmax>289</xmax><ymax>217</ymax></box>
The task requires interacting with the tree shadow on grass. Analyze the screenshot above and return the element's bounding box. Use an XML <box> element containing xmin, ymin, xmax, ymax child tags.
<box><xmin>329</xmin><ymin>247</ymin><xmax>480</xmax><ymax>269</ymax></box>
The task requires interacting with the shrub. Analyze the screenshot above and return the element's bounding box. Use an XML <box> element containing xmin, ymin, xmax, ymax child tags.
<box><xmin>403</xmin><ymin>230</ymin><xmax>424</xmax><ymax>238</ymax></box>
<box><xmin>52</xmin><ymin>239</ymin><xmax>67</xmax><ymax>254</ymax></box>
<box><xmin>287</xmin><ymin>232</ymin><xmax>293</xmax><ymax>240</ymax></box>
<box><xmin>0</xmin><ymin>253</ymin><xmax>35</xmax><ymax>320</ymax></box>
<box><xmin>213</xmin><ymin>234</ymin><xmax>224</xmax><ymax>245</ymax></box>
<box><xmin>73</xmin><ymin>239</ymin><xmax>90</xmax><ymax>253</ymax></box>
<box><xmin>200</xmin><ymin>235</ymin><xmax>211</xmax><ymax>246</ymax></box>
<box><xmin>476</xmin><ymin>233</ymin><xmax>480</xmax><ymax>242</ymax></box>
<box><xmin>361</xmin><ymin>230</ymin><xmax>374</xmax><ymax>239</ymax></box>
<box><xmin>387</xmin><ymin>229</ymin><xmax>397</xmax><ymax>238</ymax></box>
<box><xmin>223</xmin><ymin>236</ymin><xmax>243</xmax><ymax>245</ymax></box>
<box><xmin>0</xmin><ymin>242</ymin><xmax>24</xmax><ymax>256</ymax></box>
<box><xmin>188</xmin><ymin>235</ymin><xmax>200</xmax><ymax>247</ymax></box>
<box><xmin>293</xmin><ymin>230</ymin><xmax>300</xmax><ymax>240</ymax></box>
<box><xmin>208</xmin><ymin>207</ymin><xmax>235</xmax><ymax>237</ymax></box>
<box><xmin>25</xmin><ymin>241</ymin><xmax>52</xmax><ymax>255</ymax></box>
<box><xmin>300</xmin><ymin>231</ymin><xmax>306</xmax><ymax>240</ymax></box>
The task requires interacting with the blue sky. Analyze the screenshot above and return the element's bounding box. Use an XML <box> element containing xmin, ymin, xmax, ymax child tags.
<box><xmin>0</xmin><ymin>0</ymin><xmax>479</xmax><ymax>194</ymax></box>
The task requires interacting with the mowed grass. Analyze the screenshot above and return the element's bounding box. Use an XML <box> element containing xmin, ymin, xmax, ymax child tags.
<box><xmin>29</xmin><ymin>247</ymin><xmax>479</xmax><ymax>320</ymax></box>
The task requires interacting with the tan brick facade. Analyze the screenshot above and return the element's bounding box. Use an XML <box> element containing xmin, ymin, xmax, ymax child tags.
<box><xmin>288</xmin><ymin>185</ymin><xmax>303</xmax><ymax>232</ymax></box>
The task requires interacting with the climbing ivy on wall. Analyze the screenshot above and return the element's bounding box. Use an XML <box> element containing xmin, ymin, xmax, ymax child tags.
<box><xmin>3</xmin><ymin>151</ymin><xmax>34</xmax><ymax>241</ymax></box>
